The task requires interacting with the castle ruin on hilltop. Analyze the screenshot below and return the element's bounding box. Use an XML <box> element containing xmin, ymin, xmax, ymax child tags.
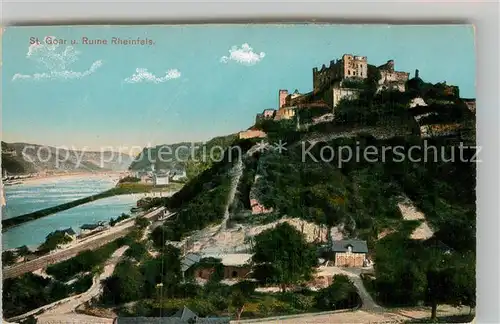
<box><xmin>255</xmin><ymin>54</ymin><xmax>410</xmax><ymax>123</ymax></box>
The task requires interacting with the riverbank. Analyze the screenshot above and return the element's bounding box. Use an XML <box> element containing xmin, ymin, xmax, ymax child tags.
<box><xmin>3</xmin><ymin>171</ymin><xmax>126</xmax><ymax>186</ymax></box>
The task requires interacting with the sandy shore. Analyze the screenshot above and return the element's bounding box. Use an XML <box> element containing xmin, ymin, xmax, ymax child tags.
<box><xmin>7</xmin><ymin>171</ymin><xmax>127</xmax><ymax>186</ymax></box>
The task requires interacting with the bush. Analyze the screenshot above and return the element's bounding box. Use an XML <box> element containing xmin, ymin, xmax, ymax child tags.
<box><xmin>125</xmin><ymin>242</ymin><xmax>148</xmax><ymax>261</ymax></box>
<box><xmin>2</xmin><ymin>250</ymin><xmax>17</xmax><ymax>266</ymax></box>
<box><xmin>315</xmin><ymin>275</ymin><xmax>360</xmax><ymax>311</ymax></box>
<box><xmin>188</xmin><ymin>298</ymin><xmax>216</xmax><ymax>317</ymax></box>
<box><xmin>70</xmin><ymin>274</ymin><xmax>93</xmax><ymax>294</ymax></box>
<box><xmin>110</xmin><ymin>213</ymin><xmax>131</xmax><ymax>227</ymax></box>
<box><xmin>135</xmin><ymin>216</ymin><xmax>150</xmax><ymax>229</ymax></box>
<box><xmin>210</xmin><ymin>294</ymin><xmax>230</xmax><ymax>311</ymax></box>
<box><xmin>280</xmin><ymin>293</ymin><xmax>315</xmax><ymax>311</ymax></box>
<box><xmin>46</xmin><ymin>240</ymin><xmax>124</xmax><ymax>281</ymax></box>
<box><xmin>118</xmin><ymin>176</ymin><xmax>141</xmax><ymax>183</ymax></box>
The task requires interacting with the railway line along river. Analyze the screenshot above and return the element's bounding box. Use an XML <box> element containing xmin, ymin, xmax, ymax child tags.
<box><xmin>1</xmin><ymin>174</ymin><xmax>148</xmax><ymax>250</ymax></box>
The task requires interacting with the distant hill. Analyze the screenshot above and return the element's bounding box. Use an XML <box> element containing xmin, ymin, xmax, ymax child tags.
<box><xmin>128</xmin><ymin>142</ymin><xmax>198</xmax><ymax>171</ymax></box>
<box><xmin>1</xmin><ymin>142</ymin><xmax>134</xmax><ymax>175</ymax></box>
<box><xmin>128</xmin><ymin>134</ymin><xmax>238</xmax><ymax>180</ymax></box>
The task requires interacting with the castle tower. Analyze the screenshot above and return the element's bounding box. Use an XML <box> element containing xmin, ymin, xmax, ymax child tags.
<box><xmin>279</xmin><ymin>89</ymin><xmax>288</xmax><ymax>108</ymax></box>
<box><xmin>342</xmin><ymin>54</ymin><xmax>368</xmax><ymax>79</ymax></box>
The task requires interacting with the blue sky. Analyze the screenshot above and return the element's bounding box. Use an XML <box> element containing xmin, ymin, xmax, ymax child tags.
<box><xmin>2</xmin><ymin>25</ymin><xmax>475</xmax><ymax>152</ymax></box>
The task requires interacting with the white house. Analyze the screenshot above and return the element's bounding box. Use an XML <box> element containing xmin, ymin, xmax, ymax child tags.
<box><xmin>154</xmin><ymin>171</ymin><xmax>170</xmax><ymax>186</ymax></box>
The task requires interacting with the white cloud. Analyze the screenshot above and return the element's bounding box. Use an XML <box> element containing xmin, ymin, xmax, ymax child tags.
<box><xmin>12</xmin><ymin>36</ymin><xmax>102</xmax><ymax>81</ymax></box>
<box><xmin>220</xmin><ymin>43</ymin><xmax>266</xmax><ymax>66</ymax></box>
<box><xmin>124</xmin><ymin>68</ymin><xmax>181</xmax><ymax>84</ymax></box>
<box><xmin>13</xmin><ymin>60</ymin><xmax>103</xmax><ymax>81</ymax></box>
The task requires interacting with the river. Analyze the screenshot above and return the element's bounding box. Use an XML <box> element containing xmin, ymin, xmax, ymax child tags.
<box><xmin>1</xmin><ymin>174</ymin><xmax>147</xmax><ymax>250</ymax></box>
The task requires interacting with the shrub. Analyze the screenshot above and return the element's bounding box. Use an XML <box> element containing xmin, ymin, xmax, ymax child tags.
<box><xmin>189</xmin><ymin>298</ymin><xmax>217</xmax><ymax>317</ymax></box>
<box><xmin>315</xmin><ymin>275</ymin><xmax>360</xmax><ymax>311</ymax></box>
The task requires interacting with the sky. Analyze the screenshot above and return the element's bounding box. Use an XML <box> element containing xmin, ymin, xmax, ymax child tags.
<box><xmin>2</xmin><ymin>25</ymin><xmax>476</xmax><ymax>152</ymax></box>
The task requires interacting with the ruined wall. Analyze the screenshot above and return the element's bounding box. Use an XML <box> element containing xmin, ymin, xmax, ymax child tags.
<box><xmin>313</xmin><ymin>60</ymin><xmax>343</xmax><ymax>91</ymax></box>
<box><xmin>332</xmin><ymin>87</ymin><xmax>361</xmax><ymax>108</ymax></box>
<box><xmin>262</xmin><ymin>109</ymin><xmax>276</xmax><ymax>118</ymax></box>
<box><xmin>377</xmin><ymin>60</ymin><xmax>409</xmax><ymax>93</ymax></box>
<box><xmin>313</xmin><ymin>54</ymin><xmax>367</xmax><ymax>91</ymax></box>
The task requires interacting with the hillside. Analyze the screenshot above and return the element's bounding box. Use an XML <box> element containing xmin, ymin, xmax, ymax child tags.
<box><xmin>1</xmin><ymin>142</ymin><xmax>134</xmax><ymax>175</ymax></box>
<box><xmin>148</xmin><ymin>79</ymin><xmax>475</xmax><ymax>310</ymax></box>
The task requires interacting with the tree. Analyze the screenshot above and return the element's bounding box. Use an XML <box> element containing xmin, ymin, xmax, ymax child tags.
<box><xmin>17</xmin><ymin>245</ymin><xmax>31</xmax><ymax>257</ymax></box>
<box><xmin>231</xmin><ymin>291</ymin><xmax>247</xmax><ymax>321</ymax></box>
<box><xmin>230</xmin><ymin>280</ymin><xmax>256</xmax><ymax>320</ymax></box>
<box><xmin>2</xmin><ymin>250</ymin><xmax>17</xmax><ymax>266</ymax></box>
<box><xmin>135</xmin><ymin>216</ymin><xmax>150</xmax><ymax>229</ymax></box>
<box><xmin>315</xmin><ymin>274</ymin><xmax>359</xmax><ymax>310</ymax></box>
<box><xmin>425</xmin><ymin>251</ymin><xmax>476</xmax><ymax>320</ymax></box>
<box><xmin>102</xmin><ymin>259</ymin><xmax>143</xmax><ymax>304</ymax></box>
<box><xmin>252</xmin><ymin>223</ymin><xmax>317</xmax><ymax>292</ymax></box>
<box><xmin>142</xmin><ymin>245</ymin><xmax>182</xmax><ymax>299</ymax></box>
<box><xmin>125</xmin><ymin>242</ymin><xmax>148</xmax><ymax>261</ymax></box>
<box><xmin>38</xmin><ymin>230</ymin><xmax>73</xmax><ymax>252</ymax></box>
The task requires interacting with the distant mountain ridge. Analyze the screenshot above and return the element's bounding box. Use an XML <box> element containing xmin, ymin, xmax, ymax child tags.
<box><xmin>1</xmin><ymin>142</ymin><xmax>134</xmax><ymax>175</ymax></box>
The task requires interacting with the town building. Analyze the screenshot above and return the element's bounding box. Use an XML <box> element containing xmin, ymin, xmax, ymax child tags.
<box><xmin>188</xmin><ymin>253</ymin><xmax>253</xmax><ymax>281</ymax></box>
<box><xmin>325</xmin><ymin>240</ymin><xmax>369</xmax><ymax>267</ymax></box>
<box><xmin>153</xmin><ymin>170</ymin><xmax>170</xmax><ymax>186</ymax></box>
<box><xmin>211</xmin><ymin>253</ymin><xmax>253</xmax><ymax>280</ymax></box>
<box><xmin>181</xmin><ymin>253</ymin><xmax>202</xmax><ymax>280</ymax></box>
<box><xmin>80</xmin><ymin>221</ymin><xmax>106</xmax><ymax>235</ymax></box>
